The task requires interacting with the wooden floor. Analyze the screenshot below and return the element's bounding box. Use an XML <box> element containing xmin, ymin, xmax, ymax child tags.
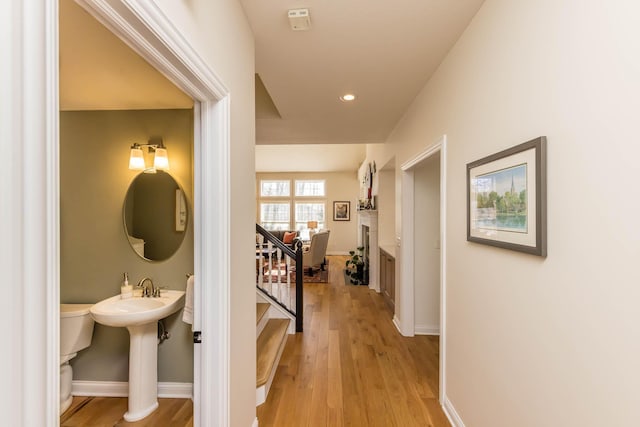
<box><xmin>60</xmin><ymin>397</ymin><xmax>192</xmax><ymax>426</ymax></box>
<box><xmin>257</xmin><ymin>255</ymin><xmax>449</xmax><ymax>427</ymax></box>
<box><xmin>61</xmin><ymin>255</ymin><xmax>446</xmax><ymax>426</ymax></box>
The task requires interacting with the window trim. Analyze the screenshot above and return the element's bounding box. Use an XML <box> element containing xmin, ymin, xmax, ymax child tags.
<box><xmin>258</xmin><ymin>178</ymin><xmax>328</xmax><ymax>231</ymax></box>
<box><xmin>260</xmin><ymin>179</ymin><xmax>291</xmax><ymax>197</ymax></box>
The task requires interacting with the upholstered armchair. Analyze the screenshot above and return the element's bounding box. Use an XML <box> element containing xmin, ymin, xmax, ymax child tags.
<box><xmin>302</xmin><ymin>229</ymin><xmax>330</xmax><ymax>275</ymax></box>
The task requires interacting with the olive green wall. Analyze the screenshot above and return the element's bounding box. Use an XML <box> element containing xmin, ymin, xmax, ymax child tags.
<box><xmin>60</xmin><ymin>109</ymin><xmax>194</xmax><ymax>382</ymax></box>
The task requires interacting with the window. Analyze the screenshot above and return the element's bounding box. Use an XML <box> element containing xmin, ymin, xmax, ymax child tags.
<box><xmin>261</xmin><ymin>180</ymin><xmax>290</xmax><ymax>197</ymax></box>
<box><xmin>258</xmin><ymin>179</ymin><xmax>326</xmax><ymax>233</ymax></box>
<box><xmin>260</xmin><ymin>202</ymin><xmax>290</xmax><ymax>230</ymax></box>
<box><xmin>295</xmin><ymin>180</ymin><xmax>325</xmax><ymax>197</ymax></box>
<box><xmin>295</xmin><ymin>202</ymin><xmax>325</xmax><ymax>231</ymax></box>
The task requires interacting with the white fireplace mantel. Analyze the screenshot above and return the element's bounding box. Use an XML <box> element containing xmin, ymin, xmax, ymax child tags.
<box><xmin>357</xmin><ymin>210</ymin><xmax>379</xmax><ymax>292</ymax></box>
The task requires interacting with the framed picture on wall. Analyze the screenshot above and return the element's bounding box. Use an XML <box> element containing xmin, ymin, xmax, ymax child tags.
<box><xmin>467</xmin><ymin>136</ymin><xmax>547</xmax><ymax>256</ymax></box>
<box><xmin>333</xmin><ymin>201</ymin><xmax>350</xmax><ymax>221</ymax></box>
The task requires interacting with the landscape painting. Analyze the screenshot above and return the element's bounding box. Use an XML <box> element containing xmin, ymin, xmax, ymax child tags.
<box><xmin>473</xmin><ymin>164</ymin><xmax>527</xmax><ymax>233</ymax></box>
<box><xmin>466</xmin><ymin>136</ymin><xmax>547</xmax><ymax>257</ymax></box>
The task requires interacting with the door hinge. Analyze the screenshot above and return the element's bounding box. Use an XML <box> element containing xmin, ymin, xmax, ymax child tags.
<box><xmin>193</xmin><ymin>331</ymin><xmax>202</xmax><ymax>344</ymax></box>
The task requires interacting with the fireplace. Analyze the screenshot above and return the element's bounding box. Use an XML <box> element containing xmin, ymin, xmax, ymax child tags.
<box><xmin>362</xmin><ymin>225</ymin><xmax>370</xmax><ymax>285</ymax></box>
<box><xmin>357</xmin><ymin>210</ymin><xmax>379</xmax><ymax>292</ymax></box>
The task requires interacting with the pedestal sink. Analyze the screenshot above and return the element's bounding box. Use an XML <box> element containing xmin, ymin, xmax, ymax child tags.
<box><xmin>90</xmin><ymin>290</ymin><xmax>185</xmax><ymax>421</ymax></box>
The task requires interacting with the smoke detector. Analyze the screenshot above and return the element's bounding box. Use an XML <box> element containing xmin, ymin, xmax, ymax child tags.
<box><xmin>288</xmin><ymin>9</ymin><xmax>311</xmax><ymax>31</ymax></box>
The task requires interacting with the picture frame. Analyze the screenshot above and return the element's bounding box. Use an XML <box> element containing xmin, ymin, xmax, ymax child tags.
<box><xmin>333</xmin><ymin>201</ymin><xmax>351</xmax><ymax>221</ymax></box>
<box><xmin>467</xmin><ymin>136</ymin><xmax>547</xmax><ymax>256</ymax></box>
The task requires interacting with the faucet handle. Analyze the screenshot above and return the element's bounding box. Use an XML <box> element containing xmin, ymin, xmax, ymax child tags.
<box><xmin>153</xmin><ymin>286</ymin><xmax>167</xmax><ymax>298</ymax></box>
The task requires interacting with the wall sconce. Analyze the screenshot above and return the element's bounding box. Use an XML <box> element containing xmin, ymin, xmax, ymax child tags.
<box><xmin>129</xmin><ymin>137</ymin><xmax>170</xmax><ymax>172</ymax></box>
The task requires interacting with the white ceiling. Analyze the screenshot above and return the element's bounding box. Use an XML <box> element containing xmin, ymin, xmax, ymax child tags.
<box><xmin>256</xmin><ymin>144</ymin><xmax>366</xmax><ymax>172</ymax></box>
<box><xmin>241</xmin><ymin>0</ymin><xmax>485</xmax><ymax>145</ymax></box>
<box><xmin>59</xmin><ymin>0</ymin><xmax>484</xmax><ymax>172</ymax></box>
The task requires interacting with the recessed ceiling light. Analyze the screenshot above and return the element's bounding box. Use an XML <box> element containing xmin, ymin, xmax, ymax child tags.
<box><xmin>340</xmin><ymin>93</ymin><xmax>356</xmax><ymax>102</ymax></box>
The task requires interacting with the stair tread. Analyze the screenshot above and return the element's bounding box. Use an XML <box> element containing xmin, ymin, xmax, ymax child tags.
<box><xmin>256</xmin><ymin>303</ymin><xmax>270</xmax><ymax>325</ymax></box>
<box><xmin>257</xmin><ymin>318</ymin><xmax>289</xmax><ymax>387</ymax></box>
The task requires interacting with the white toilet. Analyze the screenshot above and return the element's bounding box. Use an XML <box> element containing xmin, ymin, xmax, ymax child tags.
<box><xmin>60</xmin><ymin>304</ymin><xmax>95</xmax><ymax>414</ymax></box>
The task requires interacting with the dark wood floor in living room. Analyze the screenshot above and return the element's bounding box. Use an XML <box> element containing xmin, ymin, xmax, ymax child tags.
<box><xmin>258</xmin><ymin>255</ymin><xmax>449</xmax><ymax>427</ymax></box>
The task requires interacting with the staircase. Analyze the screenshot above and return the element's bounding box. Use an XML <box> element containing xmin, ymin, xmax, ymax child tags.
<box><xmin>256</xmin><ymin>302</ymin><xmax>290</xmax><ymax>406</ymax></box>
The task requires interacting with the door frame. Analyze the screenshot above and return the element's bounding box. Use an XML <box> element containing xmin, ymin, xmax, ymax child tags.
<box><xmin>46</xmin><ymin>1</ymin><xmax>230</xmax><ymax>425</ymax></box>
<box><xmin>399</xmin><ymin>135</ymin><xmax>447</xmax><ymax>403</ymax></box>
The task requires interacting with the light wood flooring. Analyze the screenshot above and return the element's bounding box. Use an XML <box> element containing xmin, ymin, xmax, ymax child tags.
<box><xmin>60</xmin><ymin>396</ymin><xmax>192</xmax><ymax>426</ymax></box>
<box><xmin>257</xmin><ymin>255</ymin><xmax>449</xmax><ymax>427</ymax></box>
<box><xmin>61</xmin><ymin>255</ymin><xmax>446</xmax><ymax>426</ymax></box>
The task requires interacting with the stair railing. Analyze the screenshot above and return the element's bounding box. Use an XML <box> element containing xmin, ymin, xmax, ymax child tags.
<box><xmin>255</xmin><ymin>224</ymin><xmax>303</xmax><ymax>332</ymax></box>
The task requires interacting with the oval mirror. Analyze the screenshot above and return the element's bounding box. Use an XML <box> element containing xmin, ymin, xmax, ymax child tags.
<box><xmin>123</xmin><ymin>171</ymin><xmax>188</xmax><ymax>261</ymax></box>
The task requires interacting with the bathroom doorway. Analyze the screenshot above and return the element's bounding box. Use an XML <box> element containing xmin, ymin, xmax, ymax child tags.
<box><xmin>51</xmin><ymin>1</ymin><xmax>233</xmax><ymax>425</ymax></box>
<box><xmin>59</xmin><ymin>1</ymin><xmax>195</xmax><ymax>423</ymax></box>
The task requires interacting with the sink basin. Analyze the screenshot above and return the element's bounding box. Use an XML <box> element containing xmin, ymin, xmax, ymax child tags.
<box><xmin>89</xmin><ymin>289</ymin><xmax>186</xmax><ymax>421</ymax></box>
<box><xmin>90</xmin><ymin>290</ymin><xmax>185</xmax><ymax>327</ymax></box>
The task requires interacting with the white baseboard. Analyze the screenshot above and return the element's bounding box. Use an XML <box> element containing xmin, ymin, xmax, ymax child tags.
<box><xmin>415</xmin><ymin>324</ymin><xmax>440</xmax><ymax>335</ymax></box>
<box><xmin>392</xmin><ymin>315</ymin><xmax>402</xmax><ymax>334</ymax></box>
<box><xmin>72</xmin><ymin>381</ymin><xmax>193</xmax><ymax>399</ymax></box>
<box><xmin>443</xmin><ymin>396</ymin><xmax>466</xmax><ymax>427</ymax></box>
<box><xmin>252</xmin><ymin>417</ymin><xmax>259</xmax><ymax>427</ymax></box>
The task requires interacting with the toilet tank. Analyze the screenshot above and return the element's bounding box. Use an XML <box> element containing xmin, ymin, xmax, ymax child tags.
<box><xmin>60</xmin><ymin>304</ymin><xmax>95</xmax><ymax>356</ymax></box>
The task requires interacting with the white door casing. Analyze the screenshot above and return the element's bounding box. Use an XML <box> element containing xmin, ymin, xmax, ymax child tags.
<box><xmin>399</xmin><ymin>135</ymin><xmax>447</xmax><ymax>404</ymax></box>
<box><xmin>12</xmin><ymin>0</ymin><xmax>234</xmax><ymax>425</ymax></box>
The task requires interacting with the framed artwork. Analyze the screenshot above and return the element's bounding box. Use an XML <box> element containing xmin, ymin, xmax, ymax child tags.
<box><xmin>333</xmin><ymin>201</ymin><xmax>351</xmax><ymax>221</ymax></box>
<box><xmin>467</xmin><ymin>136</ymin><xmax>547</xmax><ymax>256</ymax></box>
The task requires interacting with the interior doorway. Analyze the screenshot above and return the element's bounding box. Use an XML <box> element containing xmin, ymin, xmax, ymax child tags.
<box><xmin>412</xmin><ymin>154</ymin><xmax>441</xmax><ymax>335</ymax></box>
<box><xmin>47</xmin><ymin>1</ymin><xmax>233</xmax><ymax>425</ymax></box>
<box><xmin>398</xmin><ymin>135</ymin><xmax>447</xmax><ymax>403</ymax></box>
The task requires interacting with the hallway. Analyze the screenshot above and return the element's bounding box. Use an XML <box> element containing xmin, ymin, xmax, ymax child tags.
<box><xmin>257</xmin><ymin>255</ymin><xmax>449</xmax><ymax>426</ymax></box>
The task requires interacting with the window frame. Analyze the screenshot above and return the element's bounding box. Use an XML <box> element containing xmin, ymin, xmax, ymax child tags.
<box><xmin>294</xmin><ymin>179</ymin><xmax>326</xmax><ymax>198</ymax></box>
<box><xmin>260</xmin><ymin>179</ymin><xmax>291</xmax><ymax>198</ymax></box>
<box><xmin>258</xmin><ymin>178</ymin><xmax>327</xmax><ymax>232</ymax></box>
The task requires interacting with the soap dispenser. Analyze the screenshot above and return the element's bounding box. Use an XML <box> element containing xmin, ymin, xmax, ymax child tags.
<box><xmin>121</xmin><ymin>272</ymin><xmax>133</xmax><ymax>299</ymax></box>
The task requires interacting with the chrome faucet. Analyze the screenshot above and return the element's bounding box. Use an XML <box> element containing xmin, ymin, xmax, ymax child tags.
<box><xmin>136</xmin><ymin>277</ymin><xmax>156</xmax><ymax>297</ymax></box>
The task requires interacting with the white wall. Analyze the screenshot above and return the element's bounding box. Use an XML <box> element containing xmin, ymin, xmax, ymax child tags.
<box><xmin>256</xmin><ymin>172</ymin><xmax>359</xmax><ymax>254</ymax></box>
<box><xmin>413</xmin><ymin>154</ymin><xmax>440</xmax><ymax>335</ymax></box>
<box><xmin>367</xmin><ymin>1</ymin><xmax>640</xmax><ymax>426</ymax></box>
<box><xmin>141</xmin><ymin>1</ymin><xmax>256</xmax><ymax>425</ymax></box>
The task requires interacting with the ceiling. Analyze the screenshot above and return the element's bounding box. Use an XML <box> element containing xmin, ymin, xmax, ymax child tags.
<box><xmin>59</xmin><ymin>0</ymin><xmax>484</xmax><ymax>171</ymax></box>
<box><xmin>256</xmin><ymin>144</ymin><xmax>365</xmax><ymax>172</ymax></box>
<box><xmin>241</xmin><ymin>0</ymin><xmax>485</xmax><ymax>145</ymax></box>
<box><xmin>59</xmin><ymin>0</ymin><xmax>192</xmax><ymax>111</ymax></box>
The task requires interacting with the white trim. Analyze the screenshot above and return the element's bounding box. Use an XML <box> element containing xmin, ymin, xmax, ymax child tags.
<box><xmin>414</xmin><ymin>325</ymin><xmax>440</xmax><ymax>336</ymax></box>
<box><xmin>439</xmin><ymin>137</ymin><xmax>448</xmax><ymax>404</ymax></box>
<box><xmin>398</xmin><ymin>135</ymin><xmax>448</xmax><ymax>406</ymax></box>
<box><xmin>46</xmin><ymin>0</ymin><xmax>61</xmax><ymax>424</ymax></box>
<box><xmin>401</xmin><ymin>143</ymin><xmax>442</xmax><ymax>171</ymax></box>
<box><xmin>16</xmin><ymin>0</ymin><xmax>61</xmax><ymax>424</ymax></box>
<box><xmin>442</xmin><ymin>396</ymin><xmax>466</xmax><ymax>427</ymax></box>
<box><xmin>392</xmin><ymin>315</ymin><xmax>403</xmax><ymax>334</ymax></box>
<box><xmin>72</xmin><ymin>381</ymin><xmax>194</xmax><ymax>399</ymax></box>
<box><xmin>252</xmin><ymin>417</ymin><xmax>259</xmax><ymax>427</ymax></box>
<box><xmin>55</xmin><ymin>1</ymin><xmax>232</xmax><ymax>426</ymax></box>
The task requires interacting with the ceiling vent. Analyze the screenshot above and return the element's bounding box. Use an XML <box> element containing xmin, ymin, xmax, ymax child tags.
<box><xmin>288</xmin><ymin>9</ymin><xmax>311</xmax><ymax>31</ymax></box>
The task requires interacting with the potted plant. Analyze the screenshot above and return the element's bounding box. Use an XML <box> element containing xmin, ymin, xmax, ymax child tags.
<box><xmin>345</xmin><ymin>246</ymin><xmax>366</xmax><ymax>285</ymax></box>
